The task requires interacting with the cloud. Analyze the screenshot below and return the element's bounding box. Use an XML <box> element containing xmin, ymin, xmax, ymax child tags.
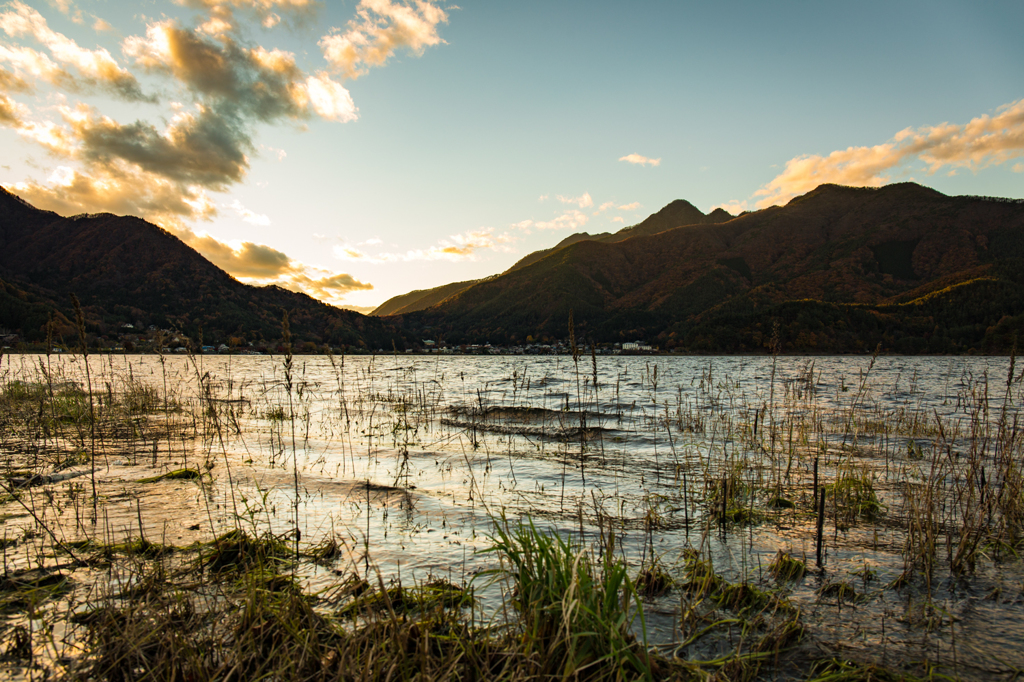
<box><xmin>517</xmin><ymin>209</ymin><xmax>589</xmax><ymax>231</ymax></box>
<box><xmin>14</xmin><ymin>102</ymin><xmax>249</xmax><ymax>191</ymax></box>
<box><xmin>0</xmin><ymin>65</ymin><xmax>31</xmax><ymax>92</ymax></box>
<box><xmin>0</xmin><ymin>93</ymin><xmax>27</xmax><ymax>125</ymax></box>
<box><xmin>7</xmin><ymin>163</ymin><xmax>217</xmax><ymax>226</ymax></box>
<box><xmin>619</xmin><ymin>153</ymin><xmax>660</xmax><ymax>167</ymax></box>
<box><xmin>305</xmin><ymin>71</ymin><xmax>357</xmax><ymax>121</ymax></box>
<box><xmin>754</xmin><ymin>98</ymin><xmax>1024</xmax><ymax>208</ymax></box>
<box><xmin>1014</xmin><ymin>162</ymin><xmax>1024</xmax><ymax>173</ymax></box>
<box><xmin>710</xmin><ymin>200</ymin><xmax>746</xmax><ymax>215</ymax></box>
<box><xmin>185</xmin><ymin>230</ymin><xmax>372</xmax><ymax>303</ymax></box>
<box><xmin>229</xmin><ymin>199</ymin><xmax>270</xmax><ymax>225</ymax></box>
<box><xmin>557</xmin><ymin>192</ymin><xmax>592</xmax><ymax>208</ymax></box>
<box><xmin>289</xmin><ymin>270</ymin><xmax>373</xmax><ymax>302</ymax></box>
<box><xmin>189</xmin><ymin>233</ymin><xmax>290</xmax><ymax>276</ymax></box>
<box><xmin>123</xmin><ymin>21</ymin><xmax>358</xmax><ymax>122</ymax></box>
<box><xmin>320</xmin><ymin>0</ymin><xmax>448</xmax><ymax>80</ymax></box>
<box><xmin>596</xmin><ymin>201</ymin><xmax>614</xmax><ymax>212</ymax></box>
<box><xmin>617</xmin><ymin>201</ymin><xmax>640</xmax><ymax>210</ymax></box>
<box><xmin>0</xmin><ymin>66</ymin><xmax>31</xmax><ymax>125</ymax></box>
<box><xmin>92</xmin><ymin>18</ymin><xmax>113</xmax><ymax>33</ymax></box>
<box><xmin>334</xmin><ymin>227</ymin><xmax>514</xmax><ymax>263</ymax></box>
<box><xmin>0</xmin><ymin>19</ymin><xmax>362</xmax><ymax>228</ymax></box>
<box><xmin>48</xmin><ymin>0</ymin><xmax>75</xmax><ymax>15</ymax></box>
<box><xmin>0</xmin><ymin>2</ymin><xmax>150</xmax><ymax>101</ymax></box>
<box><xmin>175</xmin><ymin>0</ymin><xmax>319</xmax><ymax>35</ymax></box>
<box><xmin>611</xmin><ymin>216</ymin><xmax>623</xmax><ymax>223</ymax></box>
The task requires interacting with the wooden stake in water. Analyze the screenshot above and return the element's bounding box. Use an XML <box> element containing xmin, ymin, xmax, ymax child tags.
<box><xmin>813</xmin><ymin>455</ymin><xmax>819</xmax><ymax>512</ymax></box>
<box><xmin>816</xmin><ymin>485</ymin><xmax>827</xmax><ymax>568</ymax></box>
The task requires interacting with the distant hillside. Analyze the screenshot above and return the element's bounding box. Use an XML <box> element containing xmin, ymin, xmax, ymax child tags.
<box><xmin>0</xmin><ymin>187</ymin><xmax>406</xmax><ymax>348</ymax></box>
<box><xmin>372</xmin><ymin>278</ymin><xmax>482</xmax><ymax>316</ymax></box>
<box><xmin>370</xmin><ymin>199</ymin><xmax>734</xmax><ymax>316</ymax></box>
<box><xmin>404</xmin><ymin>183</ymin><xmax>1024</xmax><ymax>353</ymax></box>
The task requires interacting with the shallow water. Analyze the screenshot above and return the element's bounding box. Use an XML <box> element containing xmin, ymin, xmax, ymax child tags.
<box><xmin>2</xmin><ymin>352</ymin><xmax>1023</xmax><ymax>678</ymax></box>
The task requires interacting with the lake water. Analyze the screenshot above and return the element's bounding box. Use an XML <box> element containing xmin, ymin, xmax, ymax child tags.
<box><xmin>2</xmin><ymin>352</ymin><xmax>1023</xmax><ymax>678</ymax></box>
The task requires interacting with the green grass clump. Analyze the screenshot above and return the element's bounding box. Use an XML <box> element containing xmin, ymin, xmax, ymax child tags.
<box><xmin>59</xmin><ymin>537</ymin><xmax>175</xmax><ymax>560</ymax></box>
<box><xmin>768</xmin><ymin>550</ymin><xmax>806</xmax><ymax>583</ymax></box>
<box><xmin>485</xmin><ymin>516</ymin><xmax>651</xmax><ymax>681</ymax></box>
<box><xmin>828</xmin><ymin>471</ymin><xmax>885</xmax><ymax>523</ymax></box>
<box><xmin>0</xmin><ymin>570</ymin><xmax>71</xmax><ymax>614</ymax></box>
<box><xmin>339</xmin><ymin>578</ymin><xmax>472</xmax><ymax>616</ymax></box>
<box><xmin>263</xmin><ymin>406</ymin><xmax>287</xmax><ymax>421</ymax></box>
<box><xmin>768</xmin><ymin>495</ymin><xmax>796</xmax><ymax>509</ymax></box>
<box><xmin>808</xmin><ymin>657</ymin><xmax>921</xmax><ymax>681</ymax></box>
<box><xmin>817</xmin><ymin>581</ymin><xmax>862</xmax><ymax>604</ymax></box>
<box><xmin>679</xmin><ymin>550</ymin><xmax>728</xmax><ymax>600</ymax></box>
<box><xmin>137</xmin><ymin>468</ymin><xmax>201</xmax><ymax>483</ymax></box>
<box><xmin>197</xmin><ymin>529</ymin><xmax>292</xmax><ymax>573</ymax></box>
<box><xmin>635</xmin><ymin>561</ymin><xmax>674</xmax><ymax>598</ymax></box>
<box><xmin>680</xmin><ymin>550</ymin><xmax>790</xmax><ymax>616</ymax></box>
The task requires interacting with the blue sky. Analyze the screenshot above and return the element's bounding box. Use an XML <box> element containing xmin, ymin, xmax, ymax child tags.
<box><xmin>2</xmin><ymin>0</ymin><xmax>1023</xmax><ymax>311</ymax></box>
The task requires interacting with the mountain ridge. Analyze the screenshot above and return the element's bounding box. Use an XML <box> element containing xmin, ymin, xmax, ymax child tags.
<box><xmin>370</xmin><ymin>198</ymin><xmax>735</xmax><ymax>316</ymax></box>
<box><xmin>0</xmin><ymin>186</ymin><xmax>406</xmax><ymax>349</ymax></box>
<box><xmin>397</xmin><ymin>182</ymin><xmax>1024</xmax><ymax>353</ymax></box>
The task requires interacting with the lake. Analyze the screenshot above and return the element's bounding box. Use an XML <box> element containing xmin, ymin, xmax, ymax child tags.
<box><xmin>1</xmin><ymin>352</ymin><xmax>1022</xmax><ymax>679</ymax></box>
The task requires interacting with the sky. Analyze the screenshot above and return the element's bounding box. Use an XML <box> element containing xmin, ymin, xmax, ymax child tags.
<box><xmin>1</xmin><ymin>1</ymin><xmax>1023</xmax><ymax>313</ymax></box>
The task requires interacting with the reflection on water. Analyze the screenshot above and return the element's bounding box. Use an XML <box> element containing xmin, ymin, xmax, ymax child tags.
<box><xmin>2</xmin><ymin>352</ymin><xmax>1024</xmax><ymax>678</ymax></box>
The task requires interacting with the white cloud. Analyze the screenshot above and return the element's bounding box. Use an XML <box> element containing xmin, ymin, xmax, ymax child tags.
<box><xmin>0</xmin><ymin>2</ymin><xmax>148</xmax><ymax>101</ymax></box>
<box><xmin>229</xmin><ymin>198</ymin><xmax>270</xmax><ymax>225</ymax></box>
<box><xmin>557</xmin><ymin>192</ymin><xmax>592</xmax><ymax>208</ymax></box>
<box><xmin>305</xmin><ymin>72</ymin><xmax>358</xmax><ymax>122</ymax></box>
<box><xmin>617</xmin><ymin>201</ymin><xmax>640</xmax><ymax>210</ymax></box>
<box><xmin>530</xmin><ymin>209</ymin><xmax>589</xmax><ymax>231</ymax></box>
<box><xmin>619</xmin><ymin>153</ymin><xmax>660</xmax><ymax>167</ymax></box>
<box><xmin>320</xmin><ymin>0</ymin><xmax>448</xmax><ymax>80</ymax></box>
<box><xmin>335</xmin><ymin>226</ymin><xmax>514</xmax><ymax>263</ymax></box>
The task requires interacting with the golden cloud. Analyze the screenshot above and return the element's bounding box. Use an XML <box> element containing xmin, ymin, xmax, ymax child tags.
<box><xmin>177</xmin><ymin>0</ymin><xmax>319</xmax><ymax>33</ymax></box>
<box><xmin>710</xmin><ymin>200</ymin><xmax>746</xmax><ymax>215</ymax></box>
<box><xmin>755</xmin><ymin>98</ymin><xmax>1024</xmax><ymax>208</ymax></box>
<box><xmin>319</xmin><ymin>0</ymin><xmax>448</xmax><ymax>80</ymax></box>
<box><xmin>0</xmin><ymin>65</ymin><xmax>31</xmax><ymax>93</ymax></box>
<box><xmin>124</xmin><ymin>21</ymin><xmax>355</xmax><ymax>123</ymax></box>
<box><xmin>7</xmin><ymin>163</ymin><xmax>216</xmax><ymax>226</ymax></box>
<box><xmin>0</xmin><ymin>2</ymin><xmax>150</xmax><ymax>101</ymax></box>
<box><xmin>0</xmin><ymin>93</ymin><xmax>26</xmax><ymax>125</ymax></box>
<box><xmin>178</xmin><ymin>229</ymin><xmax>372</xmax><ymax>304</ymax></box>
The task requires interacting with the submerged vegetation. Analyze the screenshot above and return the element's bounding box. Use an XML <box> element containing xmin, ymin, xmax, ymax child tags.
<box><xmin>0</xmin><ymin>343</ymin><xmax>1023</xmax><ymax>680</ymax></box>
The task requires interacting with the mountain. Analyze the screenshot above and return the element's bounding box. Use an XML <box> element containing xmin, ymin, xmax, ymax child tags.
<box><xmin>369</xmin><ymin>199</ymin><xmax>735</xmax><ymax>316</ymax></box>
<box><xmin>371</xmin><ymin>278</ymin><xmax>483</xmax><ymax>316</ymax></box>
<box><xmin>0</xmin><ymin>187</ymin><xmax>405</xmax><ymax>349</ymax></box>
<box><xmin>398</xmin><ymin>183</ymin><xmax>1024</xmax><ymax>353</ymax></box>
